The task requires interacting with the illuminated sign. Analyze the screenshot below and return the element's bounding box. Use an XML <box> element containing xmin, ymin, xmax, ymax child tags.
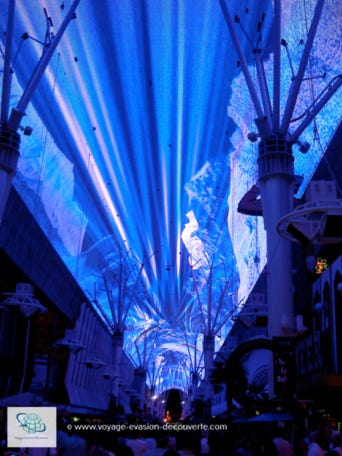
<box><xmin>315</xmin><ymin>258</ymin><xmax>328</xmax><ymax>275</ymax></box>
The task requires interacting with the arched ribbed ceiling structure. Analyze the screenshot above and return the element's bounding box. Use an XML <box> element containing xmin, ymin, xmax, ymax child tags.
<box><xmin>0</xmin><ymin>0</ymin><xmax>341</xmax><ymax>393</ymax></box>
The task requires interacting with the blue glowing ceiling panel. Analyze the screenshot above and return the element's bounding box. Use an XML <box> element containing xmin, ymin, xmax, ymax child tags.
<box><xmin>0</xmin><ymin>0</ymin><xmax>341</xmax><ymax>393</ymax></box>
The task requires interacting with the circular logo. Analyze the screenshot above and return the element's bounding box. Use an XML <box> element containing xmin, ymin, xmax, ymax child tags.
<box><xmin>16</xmin><ymin>412</ymin><xmax>47</xmax><ymax>434</ymax></box>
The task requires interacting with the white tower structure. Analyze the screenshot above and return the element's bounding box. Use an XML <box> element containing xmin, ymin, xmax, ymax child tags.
<box><xmin>219</xmin><ymin>0</ymin><xmax>342</xmax><ymax>395</ymax></box>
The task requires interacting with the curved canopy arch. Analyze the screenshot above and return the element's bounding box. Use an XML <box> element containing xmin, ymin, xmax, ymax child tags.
<box><xmin>0</xmin><ymin>0</ymin><xmax>341</xmax><ymax>394</ymax></box>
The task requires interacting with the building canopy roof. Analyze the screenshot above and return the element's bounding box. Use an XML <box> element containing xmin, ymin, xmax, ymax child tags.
<box><xmin>0</xmin><ymin>0</ymin><xmax>341</xmax><ymax>393</ymax></box>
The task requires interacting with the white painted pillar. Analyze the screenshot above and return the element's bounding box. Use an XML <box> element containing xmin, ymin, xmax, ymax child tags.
<box><xmin>112</xmin><ymin>331</ymin><xmax>124</xmax><ymax>402</ymax></box>
<box><xmin>258</xmin><ymin>136</ymin><xmax>294</xmax><ymax>338</ymax></box>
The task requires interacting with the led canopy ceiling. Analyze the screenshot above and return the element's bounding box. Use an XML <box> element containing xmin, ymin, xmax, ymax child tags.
<box><xmin>0</xmin><ymin>0</ymin><xmax>341</xmax><ymax>394</ymax></box>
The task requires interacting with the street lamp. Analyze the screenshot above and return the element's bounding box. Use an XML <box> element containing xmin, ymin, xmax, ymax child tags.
<box><xmin>1</xmin><ymin>282</ymin><xmax>47</xmax><ymax>394</ymax></box>
<box><xmin>54</xmin><ymin>329</ymin><xmax>86</xmax><ymax>354</ymax></box>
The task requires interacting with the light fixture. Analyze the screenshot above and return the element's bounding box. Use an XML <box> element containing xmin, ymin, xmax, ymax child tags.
<box><xmin>296</xmin><ymin>139</ymin><xmax>310</xmax><ymax>154</ymax></box>
<box><xmin>85</xmin><ymin>357</ymin><xmax>104</xmax><ymax>369</ymax></box>
<box><xmin>103</xmin><ymin>370</ymin><xmax>115</xmax><ymax>380</ymax></box>
<box><xmin>277</xmin><ymin>200</ymin><xmax>342</xmax><ymax>246</ymax></box>
<box><xmin>1</xmin><ymin>282</ymin><xmax>47</xmax><ymax>317</ymax></box>
<box><xmin>19</xmin><ymin>125</ymin><xmax>33</xmax><ymax>136</ymax></box>
<box><xmin>54</xmin><ymin>329</ymin><xmax>86</xmax><ymax>354</ymax></box>
<box><xmin>1</xmin><ymin>283</ymin><xmax>46</xmax><ymax>394</ymax></box>
<box><xmin>247</xmin><ymin>131</ymin><xmax>259</xmax><ymax>142</ymax></box>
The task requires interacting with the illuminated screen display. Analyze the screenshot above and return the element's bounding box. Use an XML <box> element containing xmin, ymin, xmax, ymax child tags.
<box><xmin>0</xmin><ymin>0</ymin><xmax>341</xmax><ymax>393</ymax></box>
